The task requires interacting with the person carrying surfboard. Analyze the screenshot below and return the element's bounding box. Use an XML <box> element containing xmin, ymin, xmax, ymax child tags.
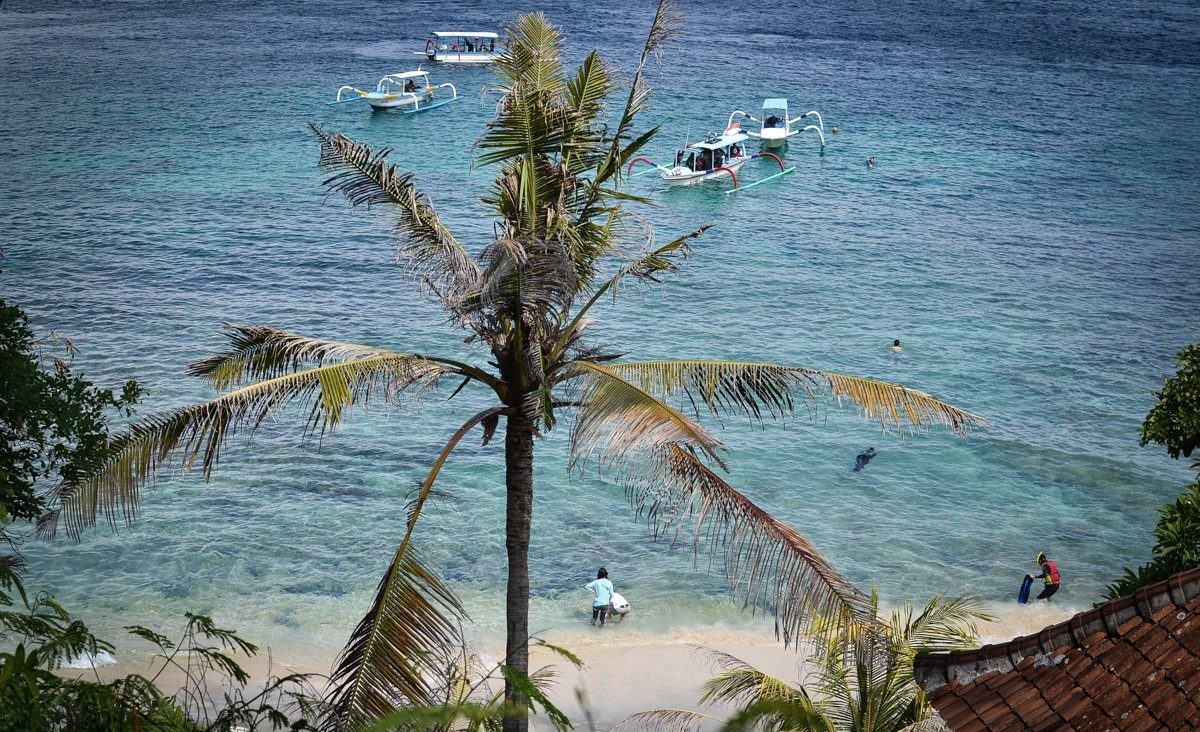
<box><xmin>585</xmin><ymin>567</ymin><xmax>615</xmax><ymax>626</ymax></box>
<box><xmin>1027</xmin><ymin>551</ymin><xmax>1061</xmax><ymax>601</ymax></box>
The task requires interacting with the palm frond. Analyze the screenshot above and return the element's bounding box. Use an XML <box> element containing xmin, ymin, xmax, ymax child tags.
<box><xmin>310</xmin><ymin>124</ymin><xmax>482</xmax><ymax>314</ymax></box>
<box><xmin>554</xmin><ymin>226</ymin><xmax>708</xmax><ymax>361</ymax></box>
<box><xmin>610</xmin><ymin>708</ymin><xmax>720</xmax><ymax>732</ymax></box>
<box><xmin>694</xmin><ymin>648</ymin><xmax>806</xmax><ymax>708</ymax></box>
<box><xmin>566</xmin><ymin>361</ymin><xmax>725</xmax><ymax>470</ymax></box>
<box><xmin>187</xmin><ymin>323</ymin><xmax>391</xmax><ymax>391</ymax></box>
<box><xmin>324</xmin><ymin>407</ymin><xmax>504</xmax><ymax>730</ymax></box>
<box><xmin>42</xmin><ymin>355</ymin><xmax>451</xmax><ymax>539</ymax></box>
<box><xmin>721</xmin><ymin>698</ymin><xmax>835</xmax><ymax>732</ymax></box>
<box><xmin>625</xmin><ymin>445</ymin><xmax>871</xmax><ymax>646</ymax></box>
<box><xmin>894</xmin><ymin>595</ymin><xmax>993</xmax><ymax>655</ymax></box>
<box><xmin>589</xmin><ymin>0</ymin><xmax>680</xmax><ymax>191</ymax></box>
<box><xmin>605</xmin><ymin>360</ymin><xmax>986</xmax><ymax>433</ymax></box>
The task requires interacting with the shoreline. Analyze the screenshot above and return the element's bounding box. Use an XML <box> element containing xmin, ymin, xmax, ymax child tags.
<box><xmin>72</xmin><ymin>600</ymin><xmax>1077</xmax><ymax>728</ymax></box>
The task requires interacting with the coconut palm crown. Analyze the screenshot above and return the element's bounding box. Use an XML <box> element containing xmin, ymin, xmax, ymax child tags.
<box><xmin>40</xmin><ymin>5</ymin><xmax>983</xmax><ymax>731</ymax></box>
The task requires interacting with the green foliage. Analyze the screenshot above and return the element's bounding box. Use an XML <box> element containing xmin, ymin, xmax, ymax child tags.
<box><xmin>619</xmin><ymin>594</ymin><xmax>991</xmax><ymax>732</ymax></box>
<box><xmin>1105</xmin><ymin>478</ymin><xmax>1200</xmax><ymax>599</ymax></box>
<box><xmin>1105</xmin><ymin>344</ymin><xmax>1200</xmax><ymax>599</ymax></box>
<box><xmin>0</xmin><ymin>564</ymin><xmax>319</xmax><ymax>731</ymax></box>
<box><xmin>1140</xmin><ymin>344</ymin><xmax>1200</xmax><ymax>459</ymax></box>
<box><xmin>0</xmin><ymin>298</ymin><xmax>139</xmax><ymax>525</ymax></box>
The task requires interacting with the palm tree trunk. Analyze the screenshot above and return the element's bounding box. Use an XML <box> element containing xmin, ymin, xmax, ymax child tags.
<box><xmin>503</xmin><ymin>413</ymin><xmax>534</xmax><ymax>732</ymax></box>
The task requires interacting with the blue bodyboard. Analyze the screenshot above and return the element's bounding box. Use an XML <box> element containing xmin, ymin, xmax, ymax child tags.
<box><xmin>1018</xmin><ymin>575</ymin><xmax>1033</xmax><ymax>604</ymax></box>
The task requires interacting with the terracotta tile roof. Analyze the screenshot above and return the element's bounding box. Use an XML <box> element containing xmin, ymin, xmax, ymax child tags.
<box><xmin>913</xmin><ymin>566</ymin><xmax>1200</xmax><ymax>731</ymax></box>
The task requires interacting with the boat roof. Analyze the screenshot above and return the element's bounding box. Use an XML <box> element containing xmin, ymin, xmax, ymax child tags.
<box><xmin>431</xmin><ymin>31</ymin><xmax>498</xmax><ymax>38</ymax></box>
<box><xmin>686</xmin><ymin>129</ymin><xmax>749</xmax><ymax>150</ymax></box>
<box><xmin>763</xmin><ymin>97</ymin><xmax>788</xmax><ymax>109</ymax></box>
<box><xmin>384</xmin><ymin>70</ymin><xmax>430</xmax><ymax>79</ymax></box>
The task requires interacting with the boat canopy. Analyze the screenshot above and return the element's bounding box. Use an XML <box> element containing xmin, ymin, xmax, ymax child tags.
<box><xmin>383</xmin><ymin>70</ymin><xmax>431</xmax><ymax>80</ymax></box>
<box><xmin>688</xmin><ymin>129</ymin><xmax>749</xmax><ymax>151</ymax></box>
<box><xmin>763</xmin><ymin>97</ymin><xmax>788</xmax><ymax>111</ymax></box>
<box><xmin>431</xmin><ymin>31</ymin><xmax>498</xmax><ymax>38</ymax></box>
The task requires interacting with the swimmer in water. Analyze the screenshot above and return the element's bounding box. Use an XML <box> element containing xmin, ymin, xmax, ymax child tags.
<box><xmin>867</xmin><ymin>156</ymin><xmax>875</xmax><ymax>168</ymax></box>
<box><xmin>853</xmin><ymin>447</ymin><xmax>877</xmax><ymax>472</ymax></box>
<box><xmin>892</xmin><ymin>339</ymin><xmax>903</xmax><ymax>354</ymax></box>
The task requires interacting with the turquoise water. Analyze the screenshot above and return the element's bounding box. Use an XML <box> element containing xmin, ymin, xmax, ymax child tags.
<box><xmin>2</xmin><ymin>0</ymin><xmax>1199</xmax><ymax>659</ymax></box>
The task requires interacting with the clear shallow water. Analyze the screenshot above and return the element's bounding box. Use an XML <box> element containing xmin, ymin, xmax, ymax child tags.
<box><xmin>2</xmin><ymin>0</ymin><xmax>1199</xmax><ymax>661</ymax></box>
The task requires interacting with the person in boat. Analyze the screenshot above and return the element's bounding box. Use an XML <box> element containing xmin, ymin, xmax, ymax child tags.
<box><xmin>1027</xmin><ymin>552</ymin><xmax>1061</xmax><ymax>600</ymax></box>
<box><xmin>713</xmin><ymin>148</ymin><xmax>725</xmax><ymax>168</ymax></box>
<box><xmin>765</xmin><ymin>114</ymin><xmax>781</xmax><ymax>128</ymax></box>
<box><xmin>404</xmin><ymin>78</ymin><xmax>417</xmax><ymax>93</ymax></box>
<box><xmin>585</xmin><ymin>567</ymin><xmax>615</xmax><ymax>627</ymax></box>
<box><xmin>697</xmin><ymin>150</ymin><xmax>712</xmax><ymax>171</ymax></box>
<box><xmin>489</xmin><ymin>39</ymin><xmax>495</xmax><ymax>52</ymax></box>
<box><xmin>729</xmin><ymin>144</ymin><xmax>743</xmax><ymax>158</ymax></box>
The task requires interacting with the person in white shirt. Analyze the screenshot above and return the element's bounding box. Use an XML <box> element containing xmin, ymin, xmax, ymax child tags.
<box><xmin>585</xmin><ymin>567</ymin><xmax>615</xmax><ymax>626</ymax></box>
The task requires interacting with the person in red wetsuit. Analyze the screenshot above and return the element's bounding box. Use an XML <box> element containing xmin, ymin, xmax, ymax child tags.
<box><xmin>1028</xmin><ymin>551</ymin><xmax>1061</xmax><ymax>601</ymax></box>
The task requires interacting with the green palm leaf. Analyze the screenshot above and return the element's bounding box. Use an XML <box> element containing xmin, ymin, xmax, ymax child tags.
<box><xmin>628</xmin><ymin>445</ymin><xmax>871</xmax><ymax>644</ymax></box>
<box><xmin>612</xmin><ymin>708</ymin><xmax>721</xmax><ymax>732</ymax></box>
<box><xmin>566</xmin><ymin>361</ymin><xmax>725</xmax><ymax>469</ymax></box>
<box><xmin>325</xmin><ymin>407</ymin><xmax>504</xmax><ymax>730</ymax></box>
<box><xmin>187</xmin><ymin>323</ymin><xmax>392</xmax><ymax>390</ymax></box>
<box><xmin>605</xmin><ymin>360</ymin><xmax>986</xmax><ymax>432</ymax></box>
<box><xmin>42</xmin><ymin>355</ymin><xmax>451</xmax><ymax>539</ymax></box>
<box><xmin>695</xmin><ymin>648</ymin><xmax>808</xmax><ymax>708</ymax></box>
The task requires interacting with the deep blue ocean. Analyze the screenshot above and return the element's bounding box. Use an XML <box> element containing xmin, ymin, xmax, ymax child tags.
<box><xmin>2</xmin><ymin>0</ymin><xmax>1198</xmax><ymax>659</ymax></box>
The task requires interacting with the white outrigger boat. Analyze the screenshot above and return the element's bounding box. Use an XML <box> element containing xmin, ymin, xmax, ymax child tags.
<box><xmin>625</xmin><ymin>122</ymin><xmax>795</xmax><ymax>195</ymax></box>
<box><xmin>728</xmin><ymin>98</ymin><xmax>825</xmax><ymax>148</ymax></box>
<box><xmin>330</xmin><ymin>69</ymin><xmax>459</xmax><ymax>113</ymax></box>
<box><xmin>418</xmin><ymin>31</ymin><xmax>500</xmax><ymax>64</ymax></box>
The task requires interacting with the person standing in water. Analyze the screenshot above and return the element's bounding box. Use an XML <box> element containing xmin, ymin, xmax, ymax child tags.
<box><xmin>1027</xmin><ymin>552</ymin><xmax>1061</xmax><ymax>601</ymax></box>
<box><xmin>585</xmin><ymin>567</ymin><xmax>615</xmax><ymax>626</ymax></box>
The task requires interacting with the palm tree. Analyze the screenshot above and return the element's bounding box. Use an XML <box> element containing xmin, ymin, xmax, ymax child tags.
<box><xmin>620</xmin><ymin>594</ymin><xmax>993</xmax><ymax>732</ymax></box>
<box><xmin>40</xmin><ymin>5</ymin><xmax>983</xmax><ymax>731</ymax></box>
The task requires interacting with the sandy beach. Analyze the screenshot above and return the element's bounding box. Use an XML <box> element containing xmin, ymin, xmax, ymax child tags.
<box><xmin>71</xmin><ymin>601</ymin><xmax>1076</xmax><ymax>730</ymax></box>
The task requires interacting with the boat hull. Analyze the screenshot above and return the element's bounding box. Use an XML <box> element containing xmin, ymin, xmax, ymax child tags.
<box><xmin>364</xmin><ymin>92</ymin><xmax>433</xmax><ymax>110</ymax></box>
<box><xmin>662</xmin><ymin>156</ymin><xmax>748</xmax><ymax>185</ymax></box>
<box><xmin>425</xmin><ymin>51</ymin><xmax>498</xmax><ymax>64</ymax></box>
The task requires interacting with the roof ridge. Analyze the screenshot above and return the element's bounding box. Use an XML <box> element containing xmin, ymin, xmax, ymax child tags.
<box><xmin>914</xmin><ymin>565</ymin><xmax>1200</xmax><ymax>690</ymax></box>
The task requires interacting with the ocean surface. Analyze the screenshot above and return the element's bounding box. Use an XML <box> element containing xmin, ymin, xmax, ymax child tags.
<box><xmin>2</xmin><ymin>0</ymin><xmax>1199</xmax><ymax>662</ymax></box>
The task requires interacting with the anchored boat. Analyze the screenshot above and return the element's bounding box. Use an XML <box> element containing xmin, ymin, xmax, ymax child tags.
<box><xmin>729</xmin><ymin>98</ymin><xmax>825</xmax><ymax>148</ymax></box>
<box><xmin>419</xmin><ymin>31</ymin><xmax>500</xmax><ymax>64</ymax></box>
<box><xmin>330</xmin><ymin>69</ymin><xmax>459</xmax><ymax>113</ymax></box>
<box><xmin>625</xmin><ymin>123</ymin><xmax>795</xmax><ymax>195</ymax></box>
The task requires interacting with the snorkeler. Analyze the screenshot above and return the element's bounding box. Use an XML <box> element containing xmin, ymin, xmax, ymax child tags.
<box><xmin>853</xmin><ymin>447</ymin><xmax>877</xmax><ymax>472</ymax></box>
<box><xmin>1027</xmin><ymin>552</ymin><xmax>1061</xmax><ymax>601</ymax></box>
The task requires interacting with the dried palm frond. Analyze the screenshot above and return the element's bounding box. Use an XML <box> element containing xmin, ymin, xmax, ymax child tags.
<box><xmin>43</xmin><ymin>355</ymin><xmax>451</xmax><ymax>539</ymax></box>
<box><xmin>310</xmin><ymin>124</ymin><xmax>481</xmax><ymax>313</ymax></box>
<box><xmin>324</xmin><ymin>407</ymin><xmax>504</xmax><ymax>731</ymax></box>
<box><xmin>566</xmin><ymin>361</ymin><xmax>725</xmax><ymax>470</ymax></box>
<box><xmin>625</xmin><ymin>444</ymin><xmax>871</xmax><ymax>646</ymax></box>
<box><xmin>187</xmin><ymin>323</ymin><xmax>390</xmax><ymax>391</ymax></box>
<box><xmin>606</xmin><ymin>360</ymin><xmax>986</xmax><ymax>433</ymax></box>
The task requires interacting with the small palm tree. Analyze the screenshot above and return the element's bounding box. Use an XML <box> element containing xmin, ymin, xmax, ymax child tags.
<box><xmin>619</xmin><ymin>594</ymin><xmax>993</xmax><ymax>732</ymax></box>
<box><xmin>41</xmin><ymin>4</ymin><xmax>983</xmax><ymax>731</ymax></box>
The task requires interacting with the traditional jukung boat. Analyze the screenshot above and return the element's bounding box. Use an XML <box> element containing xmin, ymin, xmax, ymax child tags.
<box><xmin>728</xmin><ymin>98</ymin><xmax>825</xmax><ymax>148</ymax></box>
<box><xmin>625</xmin><ymin>122</ymin><xmax>795</xmax><ymax>194</ymax></box>
<box><xmin>330</xmin><ymin>69</ymin><xmax>459</xmax><ymax>113</ymax></box>
<box><xmin>418</xmin><ymin>31</ymin><xmax>500</xmax><ymax>64</ymax></box>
